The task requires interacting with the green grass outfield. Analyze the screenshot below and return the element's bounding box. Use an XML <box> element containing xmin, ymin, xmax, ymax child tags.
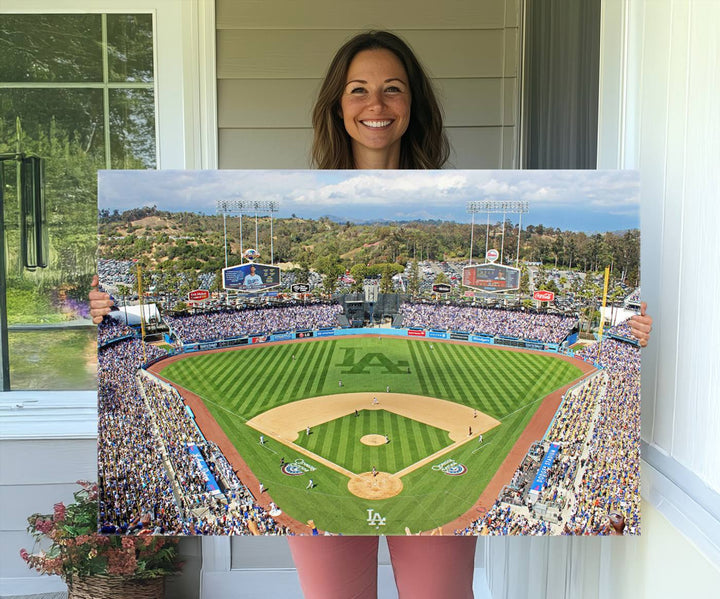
<box><xmin>159</xmin><ymin>336</ymin><xmax>582</xmax><ymax>534</ymax></box>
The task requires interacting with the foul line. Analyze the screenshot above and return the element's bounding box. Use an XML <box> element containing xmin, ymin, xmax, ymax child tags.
<box><xmin>471</xmin><ymin>441</ymin><xmax>493</xmax><ymax>455</ymax></box>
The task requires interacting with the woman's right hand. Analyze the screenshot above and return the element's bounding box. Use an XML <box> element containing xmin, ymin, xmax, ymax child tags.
<box><xmin>89</xmin><ymin>274</ymin><xmax>114</xmax><ymax>324</ymax></box>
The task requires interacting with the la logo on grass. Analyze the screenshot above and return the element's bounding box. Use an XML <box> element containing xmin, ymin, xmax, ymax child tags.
<box><xmin>367</xmin><ymin>508</ymin><xmax>387</xmax><ymax>528</ymax></box>
<box><xmin>338</xmin><ymin>348</ymin><xmax>409</xmax><ymax>374</ymax></box>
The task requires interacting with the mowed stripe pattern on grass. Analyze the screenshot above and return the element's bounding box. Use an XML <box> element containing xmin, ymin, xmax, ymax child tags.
<box><xmin>295</xmin><ymin>409</ymin><xmax>451</xmax><ymax>474</ymax></box>
<box><xmin>160</xmin><ymin>337</ymin><xmax>581</xmax><ymax>423</ymax></box>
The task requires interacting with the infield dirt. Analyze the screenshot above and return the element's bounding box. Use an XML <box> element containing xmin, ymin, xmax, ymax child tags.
<box><xmin>246</xmin><ymin>392</ymin><xmax>500</xmax><ymax>499</ymax></box>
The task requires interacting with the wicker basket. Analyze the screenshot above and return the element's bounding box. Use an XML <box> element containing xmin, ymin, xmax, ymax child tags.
<box><xmin>67</xmin><ymin>575</ymin><xmax>165</xmax><ymax>599</ymax></box>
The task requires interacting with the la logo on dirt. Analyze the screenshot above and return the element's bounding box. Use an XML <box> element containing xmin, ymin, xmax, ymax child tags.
<box><xmin>432</xmin><ymin>459</ymin><xmax>468</xmax><ymax>476</ymax></box>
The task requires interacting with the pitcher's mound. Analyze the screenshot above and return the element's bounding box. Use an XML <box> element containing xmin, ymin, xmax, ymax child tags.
<box><xmin>348</xmin><ymin>472</ymin><xmax>403</xmax><ymax>499</ymax></box>
<box><xmin>360</xmin><ymin>434</ymin><xmax>388</xmax><ymax>446</ymax></box>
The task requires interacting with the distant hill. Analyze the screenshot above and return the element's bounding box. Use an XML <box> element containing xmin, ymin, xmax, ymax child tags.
<box><xmin>99</xmin><ymin>207</ymin><xmax>640</xmax><ymax>285</ymax></box>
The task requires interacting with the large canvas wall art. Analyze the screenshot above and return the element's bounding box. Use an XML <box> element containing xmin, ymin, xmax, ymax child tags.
<box><xmin>97</xmin><ymin>169</ymin><xmax>641</xmax><ymax>537</ymax></box>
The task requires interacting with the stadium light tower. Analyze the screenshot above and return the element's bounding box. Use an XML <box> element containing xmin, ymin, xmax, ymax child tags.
<box><xmin>467</xmin><ymin>200</ymin><xmax>529</xmax><ymax>267</ymax></box>
<box><xmin>216</xmin><ymin>200</ymin><xmax>280</xmax><ymax>267</ymax></box>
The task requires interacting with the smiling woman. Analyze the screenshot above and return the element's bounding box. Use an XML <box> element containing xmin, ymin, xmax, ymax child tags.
<box><xmin>340</xmin><ymin>48</ymin><xmax>412</xmax><ymax>168</ymax></box>
<box><xmin>311</xmin><ymin>31</ymin><xmax>449</xmax><ymax>170</ymax></box>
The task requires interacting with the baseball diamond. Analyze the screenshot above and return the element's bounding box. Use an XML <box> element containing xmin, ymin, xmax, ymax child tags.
<box><xmin>151</xmin><ymin>335</ymin><xmax>590</xmax><ymax>534</ymax></box>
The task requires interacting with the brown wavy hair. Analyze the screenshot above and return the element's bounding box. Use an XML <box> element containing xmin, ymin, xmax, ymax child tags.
<box><xmin>311</xmin><ymin>31</ymin><xmax>449</xmax><ymax>170</ymax></box>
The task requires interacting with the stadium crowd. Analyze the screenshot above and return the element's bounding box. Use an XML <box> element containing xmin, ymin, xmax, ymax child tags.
<box><xmin>164</xmin><ymin>304</ymin><xmax>343</xmax><ymax>344</ymax></box>
<box><xmin>604</xmin><ymin>320</ymin><xmax>636</xmax><ymax>342</ymax></box>
<box><xmin>139</xmin><ymin>376</ymin><xmax>286</xmax><ymax>535</ymax></box>
<box><xmin>400</xmin><ymin>303</ymin><xmax>577</xmax><ymax>343</ymax></box>
<box><xmin>97</xmin><ymin>321</ymin><xmax>285</xmax><ymax>535</ymax></box>
<box><xmin>458</xmin><ymin>319</ymin><xmax>641</xmax><ymax>536</ymax></box>
<box><xmin>97</xmin><ymin>337</ymin><xmax>180</xmax><ymax>533</ymax></box>
<box><xmin>97</xmin><ymin>320</ymin><xmax>136</xmax><ymax>347</ymax></box>
<box><xmin>98</xmin><ymin>258</ymin><xmax>215</xmax><ymax>292</ymax></box>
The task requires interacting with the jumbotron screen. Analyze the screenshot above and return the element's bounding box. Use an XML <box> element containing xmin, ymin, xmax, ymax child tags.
<box><xmin>462</xmin><ymin>263</ymin><xmax>520</xmax><ymax>292</ymax></box>
<box><xmin>222</xmin><ymin>262</ymin><xmax>281</xmax><ymax>292</ymax></box>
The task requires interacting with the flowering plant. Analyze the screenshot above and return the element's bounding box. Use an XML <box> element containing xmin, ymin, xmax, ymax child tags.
<box><xmin>20</xmin><ymin>481</ymin><xmax>182</xmax><ymax>584</ymax></box>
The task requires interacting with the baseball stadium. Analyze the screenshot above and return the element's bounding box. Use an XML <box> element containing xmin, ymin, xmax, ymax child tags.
<box><xmin>97</xmin><ymin>292</ymin><xmax>640</xmax><ymax>537</ymax></box>
<box><xmin>97</xmin><ymin>187</ymin><xmax>641</xmax><ymax>537</ymax></box>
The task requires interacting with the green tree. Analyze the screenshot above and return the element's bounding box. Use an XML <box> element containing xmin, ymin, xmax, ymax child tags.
<box><xmin>408</xmin><ymin>260</ymin><xmax>421</xmax><ymax>295</ymax></box>
<box><xmin>313</xmin><ymin>254</ymin><xmax>344</xmax><ymax>295</ymax></box>
<box><xmin>519</xmin><ymin>266</ymin><xmax>530</xmax><ymax>295</ymax></box>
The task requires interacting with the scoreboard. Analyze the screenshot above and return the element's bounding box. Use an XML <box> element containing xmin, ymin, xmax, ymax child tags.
<box><xmin>222</xmin><ymin>262</ymin><xmax>281</xmax><ymax>292</ymax></box>
<box><xmin>462</xmin><ymin>263</ymin><xmax>520</xmax><ymax>292</ymax></box>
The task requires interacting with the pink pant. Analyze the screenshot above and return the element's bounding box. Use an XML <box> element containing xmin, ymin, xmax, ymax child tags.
<box><xmin>288</xmin><ymin>536</ymin><xmax>476</xmax><ymax>599</ymax></box>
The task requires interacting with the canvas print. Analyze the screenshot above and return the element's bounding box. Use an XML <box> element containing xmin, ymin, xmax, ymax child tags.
<box><xmin>97</xmin><ymin>169</ymin><xmax>641</xmax><ymax>536</ymax></box>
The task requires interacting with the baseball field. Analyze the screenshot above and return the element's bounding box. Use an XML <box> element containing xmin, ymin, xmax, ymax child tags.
<box><xmin>157</xmin><ymin>336</ymin><xmax>583</xmax><ymax>534</ymax></box>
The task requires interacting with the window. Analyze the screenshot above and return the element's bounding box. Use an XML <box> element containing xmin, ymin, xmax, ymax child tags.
<box><xmin>0</xmin><ymin>13</ymin><xmax>156</xmax><ymax>390</ymax></box>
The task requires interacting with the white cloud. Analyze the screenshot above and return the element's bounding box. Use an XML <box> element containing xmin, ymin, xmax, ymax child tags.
<box><xmin>99</xmin><ymin>169</ymin><xmax>639</xmax><ymax>229</ymax></box>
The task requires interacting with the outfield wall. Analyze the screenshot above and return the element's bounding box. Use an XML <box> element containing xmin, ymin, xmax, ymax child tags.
<box><xmin>161</xmin><ymin>326</ymin><xmax>563</xmax><ymax>360</ymax></box>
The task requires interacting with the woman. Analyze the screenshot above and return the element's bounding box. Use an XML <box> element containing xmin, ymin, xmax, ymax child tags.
<box><xmin>310</xmin><ymin>30</ymin><xmax>448</xmax><ymax>170</ymax></box>
<box><xmin>90</xmin><ymin>30</ymin><xmax>653</xmax><ymax>599</ymax></box>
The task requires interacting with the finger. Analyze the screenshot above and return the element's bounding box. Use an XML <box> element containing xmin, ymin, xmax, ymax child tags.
<box><xmin>630</xmin><ymin>317</ymin><xmax>651</xmax><ymax>330</ymax></box>
<box><xmin>640</xmin><ymin>301</ymin><xmax>646</xmax><ymax>317</ymax></box>
<box><xmin>630</xmin><ymin>324</ymin><xmax>650</xmax><ymax>337</ymax></box>
<box><xmin>90</xmin><ymin>299</ymin><xmax>113</xmax><ymax>310</ymax></box>
<box><xmin>91</xmin><ymin>274</ymin><xmax>99</xmax><ymax>290</ymax></box>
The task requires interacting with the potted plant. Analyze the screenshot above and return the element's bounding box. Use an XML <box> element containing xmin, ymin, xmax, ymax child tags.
<box><xmin>20</xmin><ymin>481</ymin><xmax>182</xmax><ymax>599</ymax></box>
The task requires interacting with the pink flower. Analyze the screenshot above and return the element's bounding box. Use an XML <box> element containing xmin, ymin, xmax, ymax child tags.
<box><xmin>19</xmin><ymin>548</ymin><xmax>29</xmax><ymax>562</ymax></box>
<box><xmin>74</xmin><ymin>534</ymin><xmax>92</xmax><ymax>546</ymax></box>
<box><xmin>43</xmin><ymin>556</ymin><xmax>64</xmax><ymax>576</ymax></box>
<box><xmin>53</xmin><ymin>503</ymin><xmax>66</xmax><ymax>522</ymax></box>
<box><xmin>34</xmin><ymin>518</ymin><xmax>54</xmax><ymax>534</ymax></box>
<box><xmin>121</xmin><ymin>536</ymin><xmax>135</xmax><ymax>550</ymax></box>
<box><xmin>76</xmin><ymin>480</ymin><xmax>99</xmax><ymax>500</ymax></box>
<box><xmin>106</xmin><ymin>547</ymin><xmax>137</xmax><ymax>576</ymax></box>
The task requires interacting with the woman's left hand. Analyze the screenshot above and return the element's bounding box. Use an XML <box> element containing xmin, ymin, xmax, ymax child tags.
<box><xmin>629</xmin><ymin>301</ymin><xmax>652</xmax><ymax>347</ymax></box>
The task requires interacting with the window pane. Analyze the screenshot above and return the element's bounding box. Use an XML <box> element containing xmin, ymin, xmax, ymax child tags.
<box><xmin>0</xmin><ymin>14</ymin><xmax>102</xmax><ymax>82</ymax></box>
<box><xmin>1</xmin><ymin>88</ymin><xmax>103</xmax><ymax>283</ymax></box>
<box><xmin>107</xmin><ymin>14</ymin><xmax>155</xmax><ymax>83</ymax></box>
<box><xmin>8</xmin><ymin>329</ymin><xmax>97</xmax><ymax>390</ymax></box>
<box><xmin>2</xmin><ymin>88</ymin><xmax>99</xmax><ymax>390</ymax></box>
<box><xmin>109</xmin><ymin>88</ymin><xmax>157</xmax><ymax>168</ymax></box>
<box><xmin>0</xmin><ymin>88</ymin><xmax>106</xmax><ymax>162</ymax></box>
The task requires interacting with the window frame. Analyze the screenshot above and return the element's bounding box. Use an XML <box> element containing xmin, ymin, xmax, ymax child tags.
<box><xmin>0</xmin><ymin>6</ymin><xmax>214</xmax><ymax>594</ymax></box>
<box><xmin>2</xmin><ymin>0</ymin><xmax>218</xmax><ymax>171</ymax></box>
<box><xmin>0</xmin><ymin>0</ymin><xmax>217</xmax><ymax>395</ymax></box>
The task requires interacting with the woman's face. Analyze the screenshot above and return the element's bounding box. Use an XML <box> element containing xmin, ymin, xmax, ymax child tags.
<box><xmin>340</xmin><ymin>49</ymin><xmax>411</xmax><ymax>166</ymax></box>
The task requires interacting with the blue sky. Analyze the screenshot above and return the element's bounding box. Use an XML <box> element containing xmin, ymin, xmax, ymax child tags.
<box><xmin>99</xmin><ymin>169</ymin><xmax>639</xmax><ymax>233</ymax></box>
